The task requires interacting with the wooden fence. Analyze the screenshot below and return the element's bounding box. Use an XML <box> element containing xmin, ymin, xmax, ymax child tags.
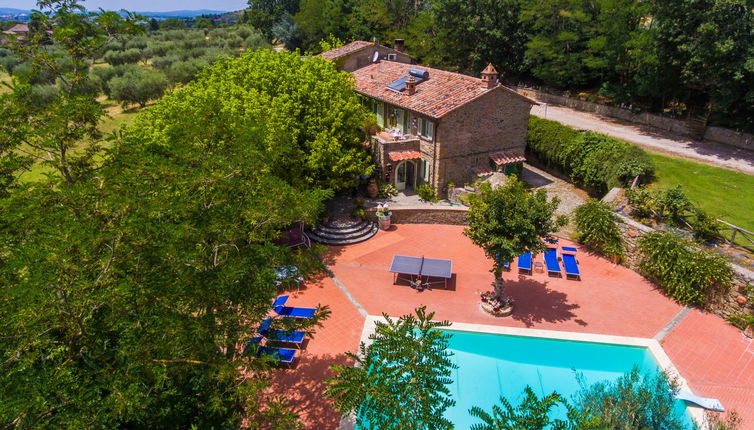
<box><xmin>717</xmin><ymin>219</ymin><xmax>754</xmax><ymax>250</ymax></box>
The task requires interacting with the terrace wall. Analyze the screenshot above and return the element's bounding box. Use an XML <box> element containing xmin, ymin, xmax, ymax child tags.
<box><xmin>366</xmin><ymin>205</ymin><xmax>468</xmax><ymax>225</ymax></box>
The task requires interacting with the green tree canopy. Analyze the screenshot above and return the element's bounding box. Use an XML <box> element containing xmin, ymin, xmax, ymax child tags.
<box><xmin>325</xmin><ymin>307</ymin><xmax>457</xmax><ymax>430</ymax></box>
<box><xmin>465</xmin><ymin>177</ymin><xmax>564</xmax><ymax>303</ymax></box>
<box><xmin>130</xmin><ymin>48</ymin><xmax>373</xmax><ymax>190</ymax></box>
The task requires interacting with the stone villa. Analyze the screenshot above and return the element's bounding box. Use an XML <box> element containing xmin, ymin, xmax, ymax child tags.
<box><xmin>320</xmin><ymin>40</ymin><xmax>537</xmax><ymax>195</ymax></box>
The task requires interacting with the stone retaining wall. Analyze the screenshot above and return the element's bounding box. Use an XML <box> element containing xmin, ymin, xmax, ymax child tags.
<box><xmin>366</xmin><ymin>205</ymin><xmax>468</xmax><ymax>225</ymax></box>
<box><xmin>518</xmin><ymin>88</ymin><xmax>754</xmax><ymax>151</ymax></box>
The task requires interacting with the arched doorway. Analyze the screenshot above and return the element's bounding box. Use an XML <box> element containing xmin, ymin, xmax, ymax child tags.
<box><xmin>395</xmin><ymin>160</ymin><xmax>416</xmax><ymax>191</ymax></box>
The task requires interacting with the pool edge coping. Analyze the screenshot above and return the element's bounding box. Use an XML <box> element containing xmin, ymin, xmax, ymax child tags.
<box><xmin>350</xmin><ymin>315</ymin><xmax>706</xmax><ymax>429</ymax></box>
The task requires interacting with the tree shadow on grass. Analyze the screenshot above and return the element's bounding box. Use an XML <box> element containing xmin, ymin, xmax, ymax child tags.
<box><xmin>507</xmin><ymin>277</ymin><xmax>584</xmax><ymax>328</ymax></box>
<box><xmin>265</xmin><ymin>352</ymin><xmax>350</xmax><ymax>429</ymax></box>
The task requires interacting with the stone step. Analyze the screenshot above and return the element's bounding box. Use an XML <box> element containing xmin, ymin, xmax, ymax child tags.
<box><xmin>316</xmin><ymin>219</ymin><xmax>369</xmax><ymax>235</ymax></box>
<box><xmin>308</xmin><ymin>223</ymin><xmax>378</xmax><ymax>246</ymax></box>
<box><xmin>308</xmin><ymin>223</ymin><xmax>374</xmax><ymax>241</ymax></box>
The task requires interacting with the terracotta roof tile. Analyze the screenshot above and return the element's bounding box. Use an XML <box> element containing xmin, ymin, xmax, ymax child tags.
<box><xmin>388</xmin><ymin>150</ymin><xmax>422</xmax><ymax>162</ymax></box>
<box><xmin>489</xmin><ymin>151</ymin><xmax>526</xmax><ymax>166</ymax></box>
<box><xmin>318</xmin><ymin>41</ymin><xmax>375</xmax><ymax>61</ymax></box>
<box><xmin>473</xmin><ymin>167</ymin><xmax>496</xmax><ymax>177</ymax></box>
<box><xmin>352</xmin><ymin>62</ymin><xmax>535</xmax><ymax>118</ymax></box>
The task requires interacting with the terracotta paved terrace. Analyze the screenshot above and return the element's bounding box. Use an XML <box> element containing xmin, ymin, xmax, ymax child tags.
<box><xmin>268</xmin><ymin>224</ymin><xmax>754</xmax><ymax>429</ymax></box>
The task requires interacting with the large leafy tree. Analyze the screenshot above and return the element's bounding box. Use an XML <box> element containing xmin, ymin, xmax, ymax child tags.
<box><xmin>423</xmin><ymin>0</ymin><xmax>527</xmax><ymax>75</ymax></box>
<box><xmin>0</xmin><ymin>1</ymin><xmax>141</xmax><ymax>187</ymax></box>
<box><xmin>246</xmin><ymin>0</ymin><xmax>301</xmax><ymax>40</ymax></box>
<box><xmin>1</xmin><ymin>31</ymin><xmax>380</xmax><ymax>428</ymax></box>
<box><xmin>146</xmin><ymin>48</ymin><xmax>374</xmax><ymax>190</ymax></box>
<box><xmin>325</xmin><ymin>307</ymin><xmax>457</xmax><ymax>430</ymax></box>
<box><xmin>465</xmin><ymin>177</ymin><xmax>564</xmax><ymax>305</ymax></box>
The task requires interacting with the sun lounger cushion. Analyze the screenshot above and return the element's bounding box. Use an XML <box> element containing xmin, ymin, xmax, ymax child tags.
<box><xmin>258</xmin><ymin>318</ymin><xmax>306</xmax><ymax>344</ymax></box>
<box><xmin>518</xmin><ymin>252</ymin><xmax>532</xmax><ymax>273</ymax></box>
<box><xmin>247</xmin><ymin>337</ymin><xmax>297</xmax><ymax>363</ymax></box>
<box><xmin>544</xmin><ymin>248</ymin><xmax>561</xmax><ymax>275</ymax></box>
<box><xmin>561</xmin><ymin>246</ymin><xmax>578</xmax><ymax>253</ymax></box>
<box><xmin>271</xmin><ymin>296</ymin><xmax>316</xmax><ymax>318</ymax></box>
<box><xmin>562</xmin><ymin>253</ymin><xmax>581</xmax><ymax>280</ymax></box>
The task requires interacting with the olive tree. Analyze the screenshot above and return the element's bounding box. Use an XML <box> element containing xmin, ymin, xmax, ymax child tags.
<box><xmin>465</xmin><ymin>177</ymin><xmax>565</xmax><ymax>306</ymax></box>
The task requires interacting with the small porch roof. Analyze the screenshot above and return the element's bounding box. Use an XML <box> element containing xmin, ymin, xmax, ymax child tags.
<box><xmin>388</xmin><ymin>150</ymin><xmax>422</xmax><ymax>162</ymax></box>
<box><xmin>489</xmin><ymin>151</ymin><xmax>526</xmax><ymax>166</ymax></box>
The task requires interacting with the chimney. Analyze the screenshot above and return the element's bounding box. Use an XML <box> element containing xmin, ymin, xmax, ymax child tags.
<box><xmin>394</xmin><ymin>38</ymin><xmax>405</xmax><ymax>53</ymax></box>
<box><xmin>405</xmin><ymin>76</ymin><xmax>417</xmax><ymax>95</ymax></box>
<box><xmin>481</xmin><ymin>63</ymin><xmax>498</xmax><ymax>89</ymax></box>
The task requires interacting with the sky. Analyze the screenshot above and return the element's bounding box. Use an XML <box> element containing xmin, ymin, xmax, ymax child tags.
<box><xmin>8</xmin><ymin>0</ymin><xmax>248</xmax><ymax>12</ymax></box>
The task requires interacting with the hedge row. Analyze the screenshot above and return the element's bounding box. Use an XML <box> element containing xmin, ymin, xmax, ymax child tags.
<box><xmin>527</xmin><ymin>116</ymin><xmax>655</xmax><ymax>194</ymax></box>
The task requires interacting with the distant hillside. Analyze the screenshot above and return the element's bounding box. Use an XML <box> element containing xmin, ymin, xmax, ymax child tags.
<box><xmin>0</xmin><ymin>8</ymin><xmax>233</xmax><ymax>21</ymax></box>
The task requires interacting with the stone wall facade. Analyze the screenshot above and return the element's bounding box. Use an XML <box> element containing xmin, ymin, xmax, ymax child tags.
<box><xmin>434</xmin><ymin>88</ymin><xmax>534</xmax><ymax>192</ymax></box>
<box><xmin>519</xmin><ymin>88</ymin><xmax>754</xmax><ymax>151</ymax></box>
<box><xmin>366</xmin><ymin>206</ymin><xmax>468</xmax><ymax>225</ymax></box>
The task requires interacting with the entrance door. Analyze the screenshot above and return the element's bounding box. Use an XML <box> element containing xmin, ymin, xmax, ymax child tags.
<box><xmin>405</xmin><ymin>161</ymin><xmax>415</xmax><ymax>189</ymax></box>
<box><xmin>396</xmin><ymin>161</ymin><xmax>416</xmax><ymax>192</ymax></box>
<box><xmin>396</xmin><ymin>161</ymin><xmax>407</xmax><ymax>191</ymax></box>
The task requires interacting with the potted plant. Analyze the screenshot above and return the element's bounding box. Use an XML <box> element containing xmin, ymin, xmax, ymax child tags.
<box><xmin>376</xmin><ymin>204</ymin><xmax>392</xmax><ymax>230</ymax></box>
<box><xmin>367</xmin><ymin>178</ymin><xmax>378</xmax><ymax>198</ymax></box>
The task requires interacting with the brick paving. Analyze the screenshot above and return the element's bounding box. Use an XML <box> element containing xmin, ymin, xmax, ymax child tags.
<box><xmin>267</xmin><ymin>224</ymin><xmax>754</xmax><ymax>429</ymax></box>
<box><xmin>662</xmin><ymin>309</ymin><xmax>754</xmax><ymax>427</ymax></box>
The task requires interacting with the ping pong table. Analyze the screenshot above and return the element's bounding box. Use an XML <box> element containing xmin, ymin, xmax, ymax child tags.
<box><xmin>389</xmin><ymin>255</ymin><xmax>453</xmax><ymax>289</ymax></box>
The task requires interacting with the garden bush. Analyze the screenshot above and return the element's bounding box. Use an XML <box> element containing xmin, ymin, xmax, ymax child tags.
<box><xmin>527</xmin><ymin>116</ymin><xmax>655</xmax><ymax>194</ymax></box>
<box><xmin>654</xmin><ymin>185</ymin><xmax>693</xmax><ymax>225</ymax></box>
<box><xmin>573</xmin><ymin>201</ymin><xmax>623</xmax><ymax>257</ymax></box>
<box><xmin>417</xmin><ymin>184</ymin><xmax>439</xmax><ymax>202</ymax></box>
<box><xmin>690</xmin><ymin>210</ymin><xmax>722</xmax><ymax>243</ymax></box>
<box><xmin>638</xmin><ymin>231</ymin><xmax>732</xmax><ymax>306</ymax></box>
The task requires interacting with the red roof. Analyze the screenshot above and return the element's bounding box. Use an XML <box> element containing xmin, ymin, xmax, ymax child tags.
<box><xmin>388</xmin><ymin>150</ymin><xmax>422</xmax><ymax>162</ymax></box>
<box><xmin>489</xmin><ymin>151</ymin><xmax>526</xmax><ymax>166</ymax></box>
<box><xmin>351</xmin><ymin>62</ymin><xmax>536</xmax><ymax>119</ymax></box>
<box><xmin>319</xmin><ymin>41</ymin><xmax>375</xmax><ymax>61</ymax></box>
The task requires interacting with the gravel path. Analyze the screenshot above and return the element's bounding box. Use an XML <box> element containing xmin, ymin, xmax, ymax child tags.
<box><xmin>530</xmin><ymin>104</ymin><xmax>754</xmax><ymax>175</ymax></box>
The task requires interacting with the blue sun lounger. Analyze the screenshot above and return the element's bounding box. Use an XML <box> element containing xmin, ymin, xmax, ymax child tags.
<box><xmin>544</xmin><ymin>248</ymin><xmax>562</xmax><ymax>277</ymax></box>
<box><xmin>272</xmin><ymin>295</ymin><xmax>316</xmax><ymax>319</ymax></box>
<box><xmin>518</xmin><ymin>252</ymin><xmax>532</xmax><ymax>275</ymax></box>
<box><xmin>674</xmin><ymin>390</ymin><xmax>725</xmax><ymax>412</ymax></box>
<box><xmin>247</xmin><ymin>337</ymin><xmax>297</xmax><ymax>364</ymax></box>
<box><xmin>258</xmin><ymin>318</ymin><xmax>306</xmax><ymax>347</ymax></box>
<box><xmin>562</xmin><ymin>253</ymin><xmax>581</xmax><ymax>280</ymax></box>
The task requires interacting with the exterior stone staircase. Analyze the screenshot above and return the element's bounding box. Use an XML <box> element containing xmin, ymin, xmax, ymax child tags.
<box><xmin>307</xmin><ymin>219</ymin><xmax>378</xmax><ymax>246</ymax></box>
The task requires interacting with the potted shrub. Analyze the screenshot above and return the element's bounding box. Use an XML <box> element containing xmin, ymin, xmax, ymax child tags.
<box><xmin>351</xmin><ymin>207</ymin><xmax>366</xmax><ymax>220</ymax></box>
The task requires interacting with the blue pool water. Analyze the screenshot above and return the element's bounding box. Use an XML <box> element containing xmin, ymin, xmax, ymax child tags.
<box><xmin>444</xmin><ymin>330</ymin><xmax>693</xmax><ymax>428</ymax></box>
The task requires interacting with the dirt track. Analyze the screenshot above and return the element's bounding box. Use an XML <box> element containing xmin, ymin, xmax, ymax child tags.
<box><xmin>530</xmin><ymin>104</ymin><xmax>754</xmax><ymax>176</ymax></box>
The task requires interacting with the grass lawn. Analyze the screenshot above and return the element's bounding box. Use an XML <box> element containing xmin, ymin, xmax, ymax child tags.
<box><xmin>0</xmin><ymin>71</ymin><xmax>11</xmax><ymax>94</ymax></box>
<box><xmin>649</xmin><ymin>152</ymin><xmax>754</xmax><ymax>234</ymax></box>
<box><xmin>17</xmin><ymin>101</ymin><xmax>141</xmax><ymax>183</ymax></box>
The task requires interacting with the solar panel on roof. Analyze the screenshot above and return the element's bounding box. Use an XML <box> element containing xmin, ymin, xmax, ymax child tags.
<box><xmin>386</xmin><ymin>69</ymin><xmax>429</xmax><ymax>93</ymax></box>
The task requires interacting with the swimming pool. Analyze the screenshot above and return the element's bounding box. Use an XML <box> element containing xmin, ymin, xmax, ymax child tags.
<box><xmin>444</xmin><ymin>329</ymin><xmax>694</xmax><ymax>428</ymax></box>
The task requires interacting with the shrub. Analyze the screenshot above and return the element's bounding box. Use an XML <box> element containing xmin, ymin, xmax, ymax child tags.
<box><xmin>377</xmin><ymin>182</ymin><xmax>398</xmax><ymax>198</ymax></box>
<box><xmin>707</xmin><ymin>411</ymin><xmax>743</xmax><ymax>430</ymax></box>
<box><xmin>690</xmin><ymin>210</ymin><xmax>722</xmax><ymax>243</ymax></box>
<box><xmin>350</xmin><ymin>207</ymin><xmax>365</xmax><ymax>220</ymax></box>
<box><xmin>726</xmin><ymin>313</ymin><xmax>754</xmax><ymax>330</ymax></box>
<box><xmin>527</xmin><ymin>117</ymin><xmax>654</xmax><ymax>194</ymax></box>
<box><xmin>417</xmin><ymin>184</ymin><xmax>438</xmax><ymax>202</ymax></box>
<box><xmin>29</xmin><ymin>84</ymin><xmax>59</xmax><ymax>106</ymax></box>
<box><xmin>654</xmin><ymin>185</ymin><xmax>693</xmax><ymax>225</ymax></box>
<box><xmin>625</xmin><ymin>186</ymin><xmax>654</xmax><ymax>219</ymax></box>
<box><xmin>574</xmin><ymin>201</ymin><xmax>623</xmax><ymax>257</ymax></box>
<box><xmin>572</xmin><ymin>367</ymin><xmax>689</xmax><ymax>429</ymax></box>
<box><xmin>638</xmin><ymin>231</ymin><xmax>732</xmax><ymax>306</ymax></box>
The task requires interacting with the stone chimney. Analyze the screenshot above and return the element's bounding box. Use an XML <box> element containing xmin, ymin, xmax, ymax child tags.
<box><xmin>481</xmin><ymin>63</ymin><xmax>498</xmax><ymax>89</ymax></box>
<box><xmin>405</xmin><ymin>76</ymin><xmax>417</xmax><ymax>95</ymax></box>
<box><xmin>394</xmin><ymin>38</ymin><xmax>405</xmax><ymax>53</ymax></box>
